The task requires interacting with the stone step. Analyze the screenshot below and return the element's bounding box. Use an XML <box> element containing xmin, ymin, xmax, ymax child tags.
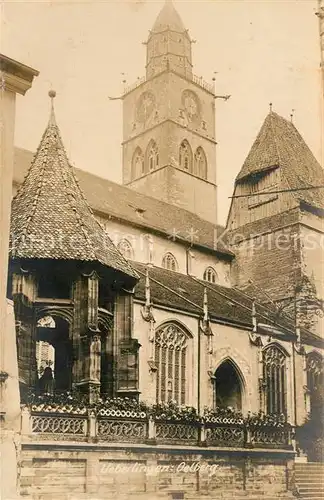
<box><xmin>295</xmin><ymin>465</ymin><xmax>324</xmax><ymax>469</ymax></box>
<box><xmin>295</xmin><ymin>476</ymin><xmax>324</xmax><ymax>485</ymax></box>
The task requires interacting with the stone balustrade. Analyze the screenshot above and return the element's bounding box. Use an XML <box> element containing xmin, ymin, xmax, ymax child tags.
<box><xmin>21</xmin><ymin>406</ymin><xmax>293</xmax><ymax>450</ymax></box>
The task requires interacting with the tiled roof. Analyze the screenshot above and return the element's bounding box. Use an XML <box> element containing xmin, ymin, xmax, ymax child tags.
<box><xmin>236</xmin><ymin>112</ymin><xmax>324</xmax><ymax>210</ymax></box>
<box><xmin>13</xmin><ymin>148</ymin><xmax>231</xmax><ymax>257</ymax></box>
<box><xmin>10</xmin><ymin>103</ymin><xmax>138</xmax><ymax>280</ymax></box>
<box><xmin>152</xmin><ymin>0</ymin><xmax>186</xmax><ymax>33</ymax></box>
<box><xmin>132</xmin><ymin>262</ymin><xmax>324</xmax><ymax>348</ymax></box>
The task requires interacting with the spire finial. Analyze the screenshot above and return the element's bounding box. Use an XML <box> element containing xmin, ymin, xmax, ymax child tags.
<box><xmin>269</xmin><ymin>102</ymin><xmax>273</xmax><ymax>113</ymax></box>
<box><xmin>145</xmin><ymin>267</ymin><xmax>151</xmax><ymax>307</ymax></box>
<box><xmin>290</xmin><ymin>109</ymin><xmax>295</xmax><ymax>123</ymax></box>
<box><xmin>48</xmin><ymin>90</ymin><xmax>57</xmax><ymax>126</ymax></box>
<box><xmin>203</xmin><ymin>287</ymin><xmax>209</xmax><ymax>322</ymax></box>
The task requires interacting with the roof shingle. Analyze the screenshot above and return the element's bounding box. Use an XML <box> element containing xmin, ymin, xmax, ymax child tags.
<box><xmin>13</xmin><ymin>148</ymin><xmax>231</xmax><ymax>257</ymax></box>
<box><xmin>10</xmin><ymin>103</ymin><xmax>138</xmax><ymax>280</ymax></box>
<box><xmin>132</xmin><ymin>262</ymin><xmax>324</xmax><ymax>348</ymax></box>
<box><xmin>236</xmin><ymin>112</ymin><xmax>324</xmax><ymax>210</ymax></box>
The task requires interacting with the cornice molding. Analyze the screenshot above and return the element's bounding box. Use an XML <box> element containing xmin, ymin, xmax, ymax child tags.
<box><xmin>0</xmin><ymin>54</ymin><xmax>39</xmax><ymax>95</ymax></box>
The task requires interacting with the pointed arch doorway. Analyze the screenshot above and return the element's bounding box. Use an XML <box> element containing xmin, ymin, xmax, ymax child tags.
<box><xmin>214</xmin><ymin>359</ymin><xmax>243</xmax><ymax>411</ymax></box>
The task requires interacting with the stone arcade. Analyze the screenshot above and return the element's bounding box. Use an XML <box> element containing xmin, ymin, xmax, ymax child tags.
<box><xmin>1</xmin><ymin>1</ymin><xmax>324</xmax><ymax>499</ymax></box>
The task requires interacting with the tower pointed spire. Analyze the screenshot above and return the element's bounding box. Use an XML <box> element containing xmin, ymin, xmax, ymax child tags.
<box><xmin>48</xmin><ymin>89</ymin><xmax>57</xmax><ymax>126</ymax></box>
<box><xmin>147</xmin><ymin>0</ymin><xmax>192</xmax><ymax>79</ymax></box>
<box><xmin>152</xmin><ymin>0</ymin><xmax>185</xmax><ymax>33</ymax></box>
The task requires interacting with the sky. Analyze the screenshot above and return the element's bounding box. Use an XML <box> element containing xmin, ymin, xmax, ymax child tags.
<box><xmin>1</xmin><ymin>0</ymin><xmax>322</xmax><ymax>225</ymax></box>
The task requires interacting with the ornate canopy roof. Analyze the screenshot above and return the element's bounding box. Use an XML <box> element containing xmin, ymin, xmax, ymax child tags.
<box><xmin>10</xmin><ymin>93</ymin><xmax>138</xmax><ymax>280</ymax></box>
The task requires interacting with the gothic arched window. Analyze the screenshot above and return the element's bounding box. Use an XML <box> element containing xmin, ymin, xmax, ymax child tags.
<box><xmin>306</xmin><ymin>352</ymin><xmax>324</xmax><ymax>414</ymax></box>
<box><xmin>131</xmin><ymin>148</ymin><xmax>144</xmax><ymax>179</ymax></box>
<box><xmin>117</xmin><ymin>239</ymin><xmax>134</xmax><ymax>260</ymax></box>
<box><xmin>203</xmin><ymin>266</ymin><xmax>217</xmax><ymax>284</ymax></box>
<box><xmin>162</xmin><ymin>252</ymin><xmax>178</xmax><ymax>272</ymax></box>
<box><xmin>179</xmin><ymin>140</ymin><xmax>193</xmax><ymax>172</ymax></box>
<box><xmin>194</xmin><ymin>147</ymin><xmax>207</xmax><ymax>179</ymax></box>
<box><xmin>262</xmin><ymin>345</ymin><xmax>287</xmax><ymax>415</ymax></box>
<box><xmin>146</xmin><ymin>140</ymin><xmax>159</xmax><ymax>172</ymax></box>
<box><xmin>154</xmin><ymin>322</ymin><xmax>190</xmax><ymax>404</ymax></box>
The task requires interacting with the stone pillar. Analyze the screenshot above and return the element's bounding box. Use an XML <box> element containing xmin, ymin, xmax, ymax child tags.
<box><xmin>0</xmin><ymin>55</ymin><xmax>38</xmax><ymax>500</ymax></box>
<box><xmin>73</xmin><ymin>271</ymin><xmax>102</xmax><ymax>402</ymax></box>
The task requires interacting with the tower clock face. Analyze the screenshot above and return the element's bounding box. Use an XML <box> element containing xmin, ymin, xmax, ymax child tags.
<box><xmin>182</xmin><ymin>90</ymin><xmax>200</xmax><ymax>122</ymax></box>
<box><xmin>136</xmin><ymin>91</ymin><xmax>156</xmax><ymax>123</ymax></box>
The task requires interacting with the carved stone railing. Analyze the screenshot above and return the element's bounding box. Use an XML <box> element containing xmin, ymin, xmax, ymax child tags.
<box><xmin>250</xmin><ymin>425</ymin><xmax>291</xmax><ymax>449</ymax></box>
<box><xmin>97</xmin><ymin>407</ymin><xmax>147</xmax><ymax>443</ymax></box>
<box><xmin>22</xmin><ymin>407</ymin><xmax>292</xmax><ymax>450</ymax></box>
<box><xmin>205</xmin><ymin>424</ymin><xmax>245</xmax><ymax>447</ymax></box>
<box><xmin>155</xmin><ymin>421</ymin><xmax>199</xmax><ymax>446</ymax></box>
<box><xmin>31</xmin><ymin>414</ymin><xmax>87</xmax><ymax>436</ymax></box>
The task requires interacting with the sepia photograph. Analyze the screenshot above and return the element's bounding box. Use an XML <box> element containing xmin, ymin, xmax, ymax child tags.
<box><xmin>0</xmin><ymin>0</ymin><xmax>324</xmax><ymax>498</ymax></box>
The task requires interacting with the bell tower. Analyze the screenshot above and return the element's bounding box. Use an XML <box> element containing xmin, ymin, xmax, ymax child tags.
<box><xmin>122</xmin><ymin>0</ymin><xmax>218</xmax><ymax>224</ymax></box>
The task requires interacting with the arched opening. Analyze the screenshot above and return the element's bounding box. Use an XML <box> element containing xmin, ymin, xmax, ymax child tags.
<box><xmin>307</xmin><ymin>352</ymin><xmax>324</xmax><ymax>415</ymax></box>
<box><xmin>262</xmin><ymin>344</ymin><xmax>287</xmax><ymax>415</ymax></box>
<box><xmin>162</xmin><ymin>252</ymin><xmax>178</xmax><ymax>272</ymax></box>
<box><xmin>215</xmin><ymin>360</ymin><xmax>242</xmax><ymax>410</ymax></box>
<box><xmin>146</xmin><ymin>140</ymin><xmax>159</xmax><ymax>172</ymax></box>
<box><xmin>194</xmin><ymin>147</ymin><xmax>207</xmax><ymax>179</ymax></box>
<box><xmin>203</xmin><ymin>266</ymin><xmax>218</xmax><ymax>284</ymax></box>
<box><xmin>179</xmin><ymin>140</ymin><xmax>193</xmax><ymax>172</ymax></box>
<box><xmin>154</xmin><ymin>322</ymin><xmax>192</xmax><ymax>405</ymax></box>
<box><xmin>131</xmin><ymin>148</ymin><xmax>144</xmax><ymax>180</ymax></box>
<box><xmin>117</xmin><ymin>239</ymin><xmax>134</xmax><ymax>260</ymax></box>
<box><xmin>36</xmin><ymin>315</ymin><xmax>72</xmax><ymax>394</ymax></box>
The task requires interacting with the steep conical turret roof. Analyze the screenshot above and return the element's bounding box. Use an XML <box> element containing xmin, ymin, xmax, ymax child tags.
<box><xmin>236</xmin><ymin>111</ymin><xmax>324</xmax><ymax>210</ymax></box>
<box><xmin>152</xmin><ymin>0</ymin><xmax>186</xmax><ymax>33</ymax></box>
<box><xmin>10</xmin><ymin>92</ymin><xmax>138</xmax><ymax>280</ymax></box>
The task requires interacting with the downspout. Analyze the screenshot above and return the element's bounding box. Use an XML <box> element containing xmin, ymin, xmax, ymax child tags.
<box><xmin>292</xmin><ymin>287</ymin><xmax>299</xmax><ymax>428</ymax></box>
<box><xmin>197</xmin><ymin>318</ymin><xmax>201</xmax><ymax>415</ymax></box>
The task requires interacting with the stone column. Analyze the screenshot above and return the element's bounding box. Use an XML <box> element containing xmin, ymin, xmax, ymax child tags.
<box><xmin>0</xmin><ymin>55</ymin><xmax>38</xmax><ymax>499</ymax></box>
<box><xmin>73</xmin><ymin>271</ymin><xmax>101</xmax><ymax>403</ymax></box>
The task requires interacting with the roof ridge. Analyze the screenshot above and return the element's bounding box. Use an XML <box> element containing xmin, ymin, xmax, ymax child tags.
<box><xmin>269</xmin><ymin>112</ymin><xmax>283</xmax><ymax>170</ymax></box>
<box><xmin>136</xmin><ymin>265</ymin><xmax>203</xmax><ymax>312</ymax></box>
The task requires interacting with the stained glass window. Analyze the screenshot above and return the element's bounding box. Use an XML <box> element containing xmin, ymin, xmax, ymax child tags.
<box><xmin>262</xmin><ymin>345</ymin><xmax>287</xmax><ymax>415</ymax></box>
<box><xmin>155</xmin><ymin>323</ymin><xmax>189</xmax><ymax>404</ymax></box>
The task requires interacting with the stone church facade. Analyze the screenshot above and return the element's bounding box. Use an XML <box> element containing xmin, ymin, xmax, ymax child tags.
<box><xmin>1</xmin><ymin>1</ymin><xmax>324</xmax><ymax>499</ymax></box>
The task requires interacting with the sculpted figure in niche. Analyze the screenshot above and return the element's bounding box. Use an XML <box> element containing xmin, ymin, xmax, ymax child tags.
<box><xmin>38</xmin><ymin>366</ymin><xmax>55</xmax><ymax>396</ymax></box>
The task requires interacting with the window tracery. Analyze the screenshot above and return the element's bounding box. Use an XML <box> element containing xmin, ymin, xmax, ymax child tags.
<box><xmin>194</xmin><ymin>147</ymin><xmax>207</xmax><ymax>179</ymax></box>
<box><xmin>131</xmin><ymin>148</ymin><xmax>144</xmax><ymax>179</ymax></box>
<box><xmin>179</xmin><ymin>140</ymin><xmax>192</xmax><ymax>172</ymax></box>
<box><xmin>117</xmin><ymin>239</ymin><xmax>134</xmax><ymax>260</ymax></box>
<box><xmin>147</xmin><ymin>140</ymin><xmax>159</xmax><ymax>171</ymax></box>
<box><xmin>306</xmin><ymin>352</ymin><xmax>324</xmax><ymax>413</ymax></box>
<box><xmin>203</xmin><ymin>267</ymin><xmax>217</xmax><ymax>284</ymax></box>
<box><xmin>154</xmin><ymin>323</ymin><xmax>189</xmax><ymax>404</ymax></box>
<box><xmin>262</xmin><ymin>345</ymin><xmax>287</xmax><ymax>415</ymax></box>
<box><xmin>162</xmin><ymin>252</ymin><xmax>178</xmax><ymax>272</ymax></box>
